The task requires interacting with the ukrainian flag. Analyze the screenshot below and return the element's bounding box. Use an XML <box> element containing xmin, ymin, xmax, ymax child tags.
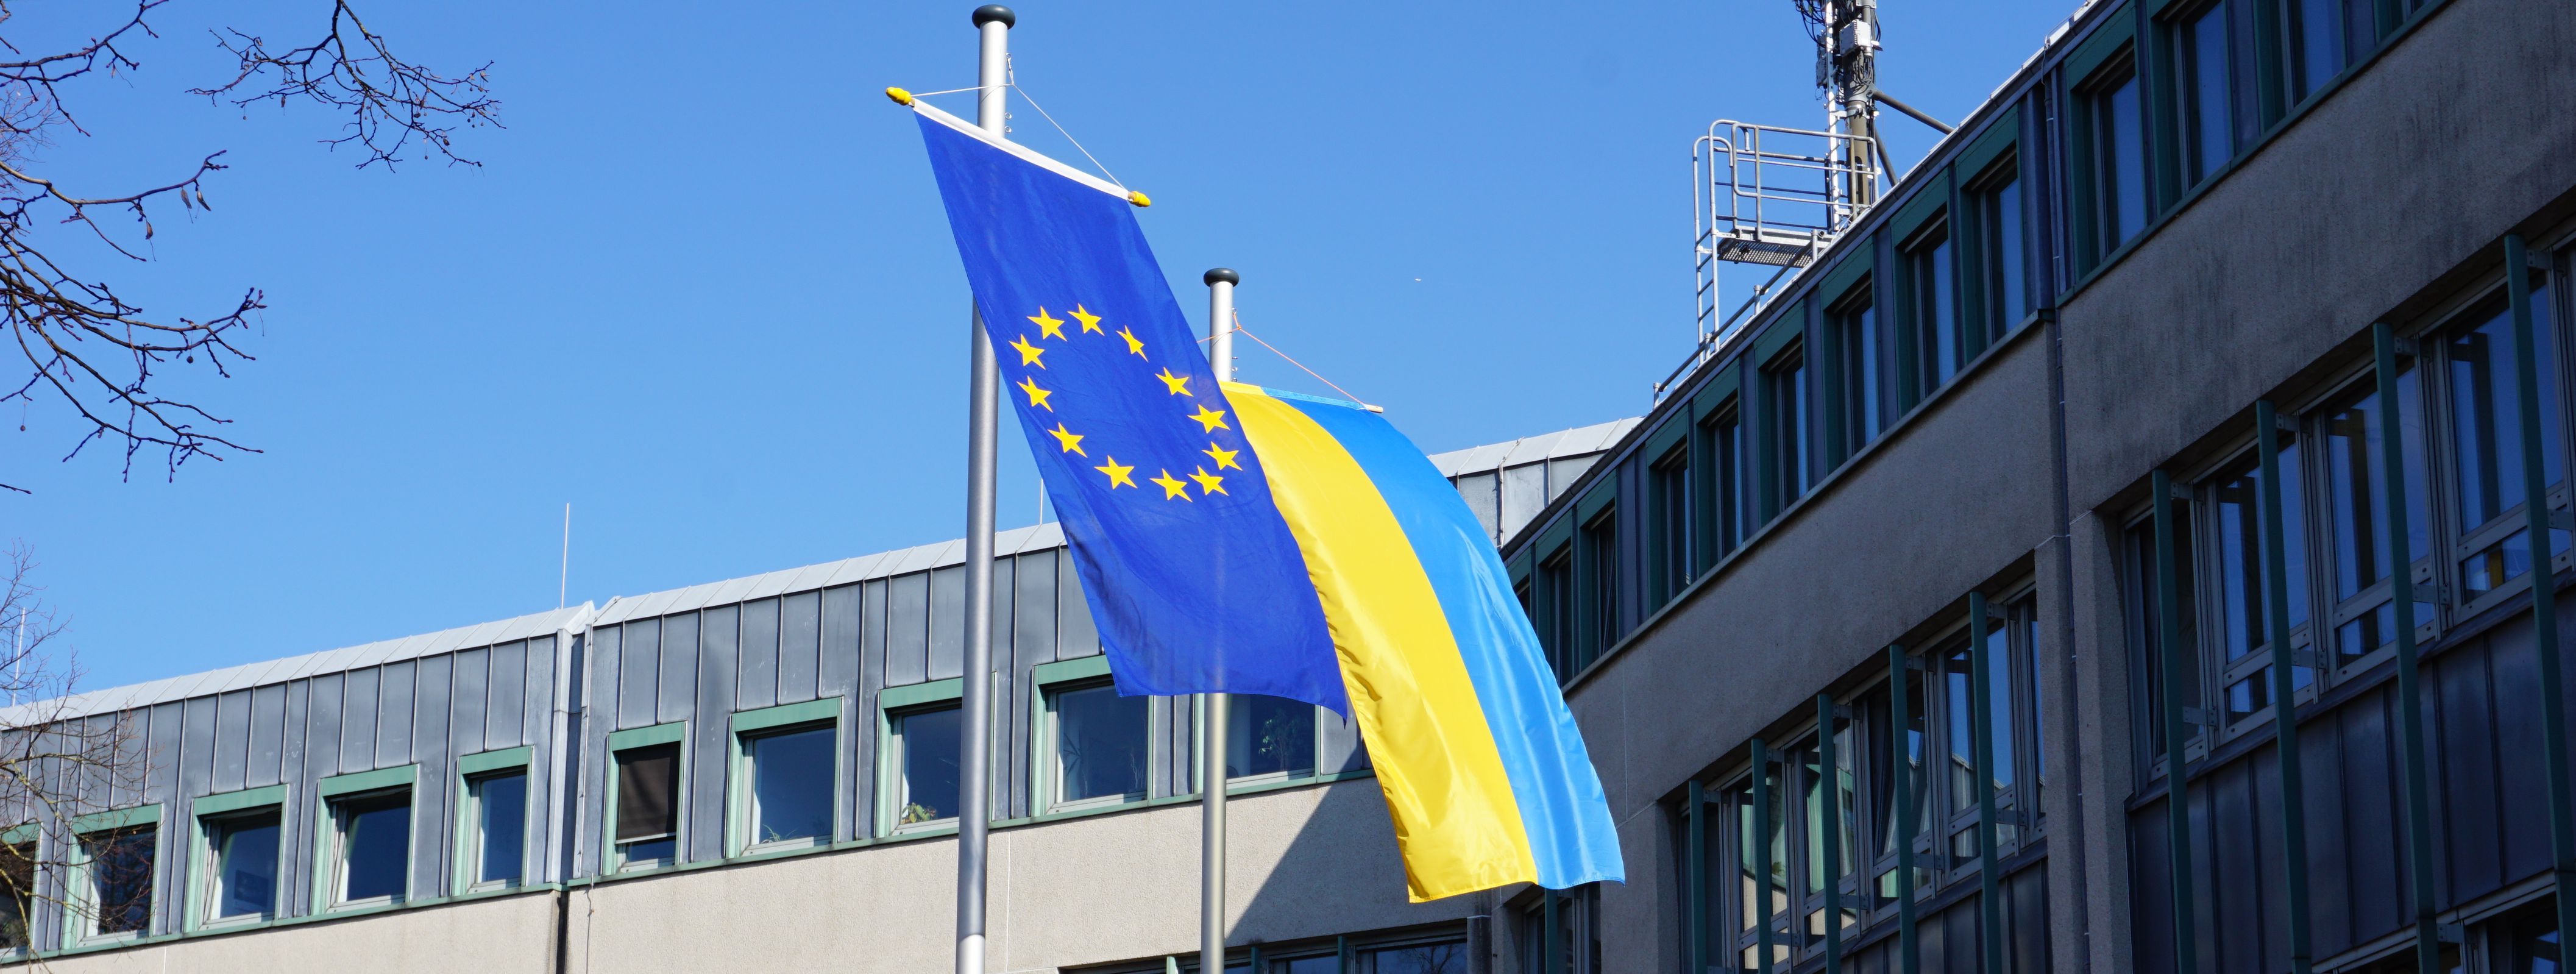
<box><xmin>911</xmin><ymin>99</ymin><xmax>1622</xmax><ymax>901</ymax></box>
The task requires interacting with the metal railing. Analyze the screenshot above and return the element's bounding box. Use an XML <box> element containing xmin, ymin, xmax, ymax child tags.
<box><xmin>1681</xmin><ymin>120</ymin><xmax>1883</xmax><ymax>385</ymax></box>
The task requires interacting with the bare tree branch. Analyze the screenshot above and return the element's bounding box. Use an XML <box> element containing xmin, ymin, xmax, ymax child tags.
<box><xmin>0</xmin><ymin>0</ymin><xmax>500</xmax><ymax>491</ymax></box>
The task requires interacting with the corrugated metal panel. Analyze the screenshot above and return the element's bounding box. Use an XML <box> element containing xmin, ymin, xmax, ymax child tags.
<box><xmin>929</xmin><ymin>566</ymin><xmax>966</xmax><ymax>682</ymax></box>
<box><xmin>376</xmin><ymin>659</ymin><xmax>416</xmax><ymax>767</ymax></box>
<box><xmin>451</xmin><ymin>647</ymin><xmax>489</xmax><ymax>759</ymax></box>
<box><xmin>1057</xmin><ymin>553</ymin><xmax>1099</xmax><ymax>659</ymax></box>
<box><xmin>1500</xmin><ymin>463</ymin><xmax>1550</xmax><ymax>540</ymax></box>
<box><xmin>341</xmin><ymin>667</ymin><xmax>380</xmax><ymax>773</ymax></box>
<box><xmin>247</xmin><ymin>683</ymin><xmax>286</xmax><ymax>789</ymax></box>
<box><xmin>855</xmin><ymin>578</ymin><xmax>888</xmax><ymax>839</ymax></box>
<box><xmin>488</xmin><ymin>639</ymin><xmax>529</xmax><ymax>748</ymax></box>
<box><xmin>886</xmin><ymin>572</ymin><xmax>929</xmax><ymax>686</ymax></box>
<box><xmin>211</xmin><ymin>689</ymin><xmax>252</xmax><ymax>794</ymax></box>
<box><xmin>780</xmin><ymin>590</ymin><xmax>821</xmax><ymax>705</ymax></box>
<box><xmin>578</xmin><ymin>625</ymin><xmax>621</xmax><ymax>877</ymax></box>
<box><xmin>656</xmin><ymin>612</ymin><xmax>699</xmax><ymax>726</ymax></box>
<box><xmin>411</xmin><ymin>652</ymin><xmax>454</xmax><ymax>898</ymax></box>
<box><xmin>617</xmin><ymin>619</ymin><xmax>659</xmax><ymax>730</ymax></box>
<box><xmin>687</xmin><ymin>606</ymin><xmax>734</xmax><ymax>864</ymax></box>
<box><xmin>738</xmin><ymin>599</ymin><xmax>779</xmax><ymax>710</ymax></box>
<box><xmin>1013</xmin><ymin>550</ymin><xmax>1059</xmax><ymax>667</ymax></box>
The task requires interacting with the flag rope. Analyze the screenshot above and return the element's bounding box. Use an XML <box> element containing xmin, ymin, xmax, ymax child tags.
<box><xmin>1229</xmin><ymin>310</ymin><xmax>1383</xmax><ymax>413</ymax></box>
<box><xmin>901</xmin><ymin>68</ymin><xmax>1129</xmax><ymax>195</ymax></box>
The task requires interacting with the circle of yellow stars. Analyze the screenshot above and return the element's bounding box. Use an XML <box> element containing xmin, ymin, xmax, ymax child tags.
<box><xmin>1007</xmin><ymin>304</ymin><xmax>1243</xmax><ymax>502</ymax></box>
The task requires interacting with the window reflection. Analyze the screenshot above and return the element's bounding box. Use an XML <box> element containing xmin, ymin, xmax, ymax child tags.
<box><xmin>2446</xmin><ymin>282</ymin><xmax>2567</xmax><ymax>597</ymax></box>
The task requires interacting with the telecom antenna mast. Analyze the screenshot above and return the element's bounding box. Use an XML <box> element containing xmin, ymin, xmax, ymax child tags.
<box><xmin>1682</xmin><ymin>0</ymin><xmax>1901</xmax><ymax>378</ymax></box>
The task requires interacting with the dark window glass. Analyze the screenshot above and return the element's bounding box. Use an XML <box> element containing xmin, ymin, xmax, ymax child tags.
<box><xmin>2210</xmin><ymin>444</ymin><xmax>2310</xmax><ymax>718</ymax></box>
<box><xmin>1229</xmin><ymin>695</ymin><xmax>1318</xmax><ymax>780</ymax></box>
<box><xmin>1972</xmin><ymin>172</ymin><xmax>2028</xmax><ymax>341</ymax></box>
<box><xmin>1650</xmin><ymin>446</ymin><xmax>1691</xmax><ymax>603</ymax></box>
<box><xmin>1715</xmin><ymin>410</ymin><xmax>1748</xmax><ymax>553</ymax></box>
<box><xmin>334</xmin><ymin>791</ymin><xmax>410</xmax><ymax>903</ymax></box>
<box><xmin>2320</xmin><ymin>363</ymin><xmax>2435</xmax><ymax>659</ymax></box>
<box><xmin>1578</xmin><ymin>508</ymin><xmax>1617</xmax><ymax>667</ymax></box>
<box><xmin>83</xmin><ymin>826</ymin><xmax>154</xmax><ymax>936</ymax></box>
<box><xmin>1365</xmin><ymin>940</ymin><xmax>1469</xmax><ymax>974</ymax></box>
<box><xmin>1945</xmin><ymin>646</ymin><xmax>1978</xmax><ymax>820</ymax></box>
<box><xmin>1836</xmin><ymin>299</ymin><xmax>1881</xmax><ymax>449</ymax></box>
<box><xmin>208</xmin><ymin>811</ymin><xmax>280</xmax><ymax>919</ymax></box>
<box><xmin>1874</xmin><ymin>672</ymin><xmax>1929</xmax><ymax>901</ymax></box>
<box><xmin>471</xmin><ymin>771</ymin><xmax>527</xmax><ymax>886</ymax></box>
<box><xmin>1538</xmin><ymin>548</ymin><xmax>1575</xmax><ymax>678</ymax></box>
<box><xmin>1052</xmin><ymin>684</ymin><xmax>1149</xmax><ymax>803</ymax></box>
<box><xmin>2286</xmin><ymin>0</ymin><xmax>2344</xmax><ymax>103</ymax></box>
<box><xmin>2507</xmin><ymin>908</ymin><xmax>2559</xmax><ymax>973</ymax></box>
<box><xmin>2446</xmin><ymin>282</ymin><xmax>2568</xmax><ymax>597</ymax></box>
<box><xmin>2182</xmin><ymin>2</ymin><xmax>2232</xmax><ymax>186</ymax></box>
<box><xmin>0</xmin><ymin>839</ymin><xmax>29</xmax><ymax>950</ymax></box>
<box><xmin>2090</xmin><ymin>66</ymin><xmax>2148</xmax><ymax>257</ymax></box>
<box><xmin>2020</xmin><ymin>607</ymin><xmax>2046</xmax><ymax>818</ymax></box>
<box><xmin>1765</xmin><ymin>347</ymin><xmax>1810</xmax><ymax>506</ymax></box>
<box><xmin>1907</xmin><ymin>228</ymin><xmax>1960</xmax><ymax>393</ymax></box>
<box><xmin>2127</xmin><ymin>502</ymin><xmax>2202</xmax><ymax>762</ymax></box>
<box><xmin>747</xmin><ymin>724</ymin><xmax>836</xmax><ymax>842</ymax></box>
<box><xmin>895</xmin><ymin>708</ymin><xmax>960</xmax><ymax>826</ymax></box>
<box><xmin>613</xmin><ymin>745</ymin><xmax>679</xmax><ymax>866</ymax></box>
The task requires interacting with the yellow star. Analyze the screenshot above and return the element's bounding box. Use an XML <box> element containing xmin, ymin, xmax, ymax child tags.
<box><xmin>1116</xmin><ymin>325</ymin><xmax>1146</xmax><ymax>358</ymax></box>
<box><xmin>1027</xmin><ymin>308</ymin><xmax>1066</xmax><ymax>340</ymax></box>
<box><xmin>1154</xmin><ymin>368</ymin><xmax>1192</xmax><ymax>397</ymax></box>
<box><xmin>1017</xmin><ymin>376</ymin><xmax>1054</xmax><ymax>411</ymax></box>
<box><xmin>1202</xmin><ymin>441</ymin><xmax>1240</xmax><ymax>470</ymax></box>
<box><xmin>1190</xmin><ymin>403</ymin><xmax>1230</xmax><ymax>433</ymax></box>
<box><xmin>1010</xmin><ymin>335</ymin><xmax>1046</xmax><ymax>368</ymax></box>
<box><xmin>1188</xmin><ymin>466</ymin><xmax>1228</xmax><ymax>496</ymax></box>
<box><xmin>1045</xmin><ymin>423</ymin><xmax>1087</xmax><ymax>457</ymax></box>
<box><xmin>1150</xmin><ymin>469</ymin><xmax>1193</xmax><ymax>500</ymax></box>
<box><xmin>1093</xmin><ymin>456</ymin><xmax>1135</xmax><ymax>488</ymax></box>
<box><xmin>1070</xmin><ymin>305</ymin><xmax>1104</xmax><ymax>333</ymax></box>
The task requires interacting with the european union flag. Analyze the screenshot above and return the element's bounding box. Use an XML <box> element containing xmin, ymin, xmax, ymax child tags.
<box><xmin>914</xmin><ymin>108</ymin><xmax>1347</xmax><ymax>714</ymax></box>
<box><xmin>913</xmin><ymin>102</ymin><xmax>1620</xmax><ymax>901</ymax></box>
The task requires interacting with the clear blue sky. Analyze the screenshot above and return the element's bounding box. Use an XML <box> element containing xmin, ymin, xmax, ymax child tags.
<box><xmin>5</xmin><ymin>1</ymin><xmax>2076</xmax><ymax>691</ymax></box>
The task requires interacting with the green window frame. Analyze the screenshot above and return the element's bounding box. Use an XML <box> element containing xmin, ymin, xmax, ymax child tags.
<box><xmin>1574</xmin><ymin>480</ymin><xmax>1619</xmax><ymax>672</ymax></box>
<box><xmin>1533</xmin><ymin>531</ymin><xmax>1577</xmax><ymax>681</ymax></box>
<box><xmin>1758</xmin><ymin>335</ymin><xmax>1812</xmax><ymax>518</ymax></box>
<box><xmin>64</xmin><ymin>804</ymin><xmax>159</xmax><ymax>947</ymax></box>
<box><xmin>187</xmin><ymin>784</ymin><xmax>286</xmax><ymax>932</ymax></box>
<box><xmin>727</xmin><ymin>698</ymin><xmax>843</xmax><ymax>856</ymax></box>
<box><xmin>605</xmin><ymin>722</ymin><xmax>688</xmax><ymax>872</ymax></box>
<box><xmin>877</xmin><ymin>679</ymin><xmax>965</xmax><ymax>837</ymax></box>
<box><xmin>1644</xmin><ymin>425</ymin><xmax>1692</xmax><ymax>608</ymax></box>
<box><xmin>454</xmin><ymin>746</ymin><xmax>533</xmax><ymax>894</ymax></box>
<box><xmin>1029</xmin><ymin>656</ymin><xmax>1157</xmax><ymax>815</ymax></box>
<box><xmin>311</xmin><ymin>764</ymin><xmax>419</xmax><ymax>913</ymax></box>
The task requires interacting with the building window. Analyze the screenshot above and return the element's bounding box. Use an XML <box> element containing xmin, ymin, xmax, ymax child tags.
<box><xmin>2282</xmin><ymin>0</ymin><xmax>2345</xmax><ymax>105</ymax></box>
<box><xmin>1699</xmin><ymin>402</ymin><xmax>1750</xmax><ymax>563</ymax></box>
<box><xmin>613</xmin><ymin>742</ymin><xmax>683</xmax><ymax>864</ymax></box>
<box><xmin>2124</xmin><ymin>499</ymin><xmax>2204</xmax><ymax>769</ymax></box>
<box><xmin>76</xmin><ymin>825</ymin><xmax>153</xmax><ymax>940</ymax></box>
<box><xmin>463</xmin><ymin>770</ymin><xmax>527</xmax><ymax>889</ymax></box>
<box><xmin>2316</xmin><ymin>361</ymin><xmax>2436</xmax><ymax>666</ymax></box>
<box><xmin>1648</xmin><ymin>442</ymin><xmax>1691</xmax><ymax>605</ymax></box>
<box><xmin>1045</xmin><ymin>681</ymin><xmax>1150</xmax><ymax>809</ymax></box>
<box><xmin>1903</xmin><ymin>222</ymin><xmax>1960</xmax><ymax>396</ymax></box>
<box><xmin>2439</xmin><ymin>279</ymin><xmax>2567</xmax><ymax>603</ymax></box>
<box><xmin>1517</xmin><ymin>886</ymin><xmax>1603</xmax><ymax>974</ymax></box>
<box><xmin>1831</xmin><ymin>289</ymin><xmax>1882</xmax><ymax>453</ymax></box>
<box><xmin>1576</xmin><ymin>505</ymin><xmax>1618</xmax><ymax>670</ymax></box>
<box><xmin>1762</xmin><ymin>344</ymin><xmax>1811</xmax><ymax>512</ymax></box>
<box><xmin>1870</xmin><ymin>671</ymin><xmax>1929</xmax><ymax>906</ymax></box>
<box><xmin>324</xmin><ymin>789</ymin><xmax>411</xmax><ymax>907</ymax></box>
<box><xmin>200</xmin><ymin>808</ymin><xmax>280</xmax><ymax>924</ymax></box>
<box><xmin>742</xmin><ymin>723</ymin><xmax>836</xmax><ymax>847</ymax></box>
<box><xmin>1965</xmin><ymin>162</ymin><xmax>2028</xmax><ymax>344</ymax></box>
<box><xmin>890</xmin><ymin>707</ymin><xmax>960</xmax><ymax>830</ymax></box>
<box><xmin>1227</xmin><ymin>695</ymin><xmax>1318</xmax><ymax>783</ymax></box>
<box><xmin>2202</xmin><ymin>442</ymin><xmax>2312</xmax><ymax>729</ymax></box>
<box><xmin>1536</xmin><ymin>545</ymin><xmax>1575</xmax><ymax>680</ymax></box>
<box><xmin>0</xmin><ymin>835</ymin><xmax>28</xmax><ymax>952</ymax></box>
<box><xmin>2080</xmin><ymin>56</ymin><xmax>2148</xmax><ymax>265</ymax></box>
<box><xmin>2176</xmin><ymin>0</ymin><xmax>2234</xmax><ymax>188</ymax></box>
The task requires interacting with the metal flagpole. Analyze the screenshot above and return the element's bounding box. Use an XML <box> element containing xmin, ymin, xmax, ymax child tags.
<box><xmin>1200</xmin><ymin>267</ymin><xmax>1238</xmax><ymax>974</ymax></box>
<box><xmin>956</xmin><ymin>7</ymin><xmax>1013</xmax><ymax>974</ymax></box>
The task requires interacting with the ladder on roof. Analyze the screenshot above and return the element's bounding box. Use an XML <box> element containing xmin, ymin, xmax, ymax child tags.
<box><xmin>1691</xmin><ymin>120</ymin><xmax>1882</xmax><ymax>363</ymax></box>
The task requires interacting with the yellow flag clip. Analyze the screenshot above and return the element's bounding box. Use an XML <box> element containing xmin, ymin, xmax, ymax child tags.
<box><xmin>884</xmin><ymin>87</ymin><xmax>915</xmax><ymax>107</ymax></box>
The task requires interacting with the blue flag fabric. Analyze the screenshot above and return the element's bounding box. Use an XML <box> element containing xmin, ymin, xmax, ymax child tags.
<box><xmin>915</xmin><ymin>112</ymin><xmax>1349</xmax><ymax>714</ymax></box>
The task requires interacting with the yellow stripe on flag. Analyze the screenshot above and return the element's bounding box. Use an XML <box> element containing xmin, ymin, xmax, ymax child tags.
<box><xmin>1228</xmin><ymin>384</ymin><xmax>1538</xmax><ymax>901</ymax></box>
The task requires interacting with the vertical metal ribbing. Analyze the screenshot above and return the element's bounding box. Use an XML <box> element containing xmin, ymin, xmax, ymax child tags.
<box><xmin>2503</xmin><ymin>233</ymin><xmax>2576</xmax><ymax>951</ymax></box>
<box><xmin>2252</xmin><ymin>399</ymin><xmax>2315</xmax><ymax>974</ymax></box>
<box><xmin>2370</xmin><ymin>322</ymin><xmax>2442</xmax><ymax>974</ymax></box>
<box><xmin>1752</xmin><ymin>738</ymin><xmax>1776</xmax><ymax>974</ymax></box>
<box><xmin>1688</xmin><ymin>779</ymin><xmax>1709</xmax><ymax>974</ymax></box>
<box><xmin>2149</xmin><ymin>468</ymin><xmax>2201</xmax><ymax>974</ymax></box>
<box><xmin>1970</xmin><ymin>591</ymin><xmax>2003</xmax><ymax>974</ymax></box>
<box><xmin>1816</xmin><ymin>694</ymin><xmax>1844</xmax><ymax>974</ymax></box>
<box><xmin>1888</xmin><ymin>643</ymin><xmax>1920</xmax><ymax>974</ymax></box>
